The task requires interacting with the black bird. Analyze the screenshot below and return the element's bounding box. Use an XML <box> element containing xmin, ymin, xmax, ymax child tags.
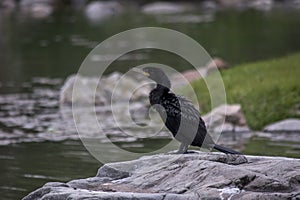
<box><xmin>137</xmin><ymin>67</ymin><xmax>240</xmax><ymax>154</ymax></box>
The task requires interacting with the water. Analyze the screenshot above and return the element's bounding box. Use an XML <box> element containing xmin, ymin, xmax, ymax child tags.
<box><xmin>1</xmin><ymin>5</ymin><xmax>300</xmax><ymax>200</ymax></box>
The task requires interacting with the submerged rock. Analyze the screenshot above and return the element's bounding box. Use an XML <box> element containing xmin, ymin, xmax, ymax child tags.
<box><xmin>23</xmin><ymin>152</ymin><xmax>300</xmax><ymax>200</ymax></box>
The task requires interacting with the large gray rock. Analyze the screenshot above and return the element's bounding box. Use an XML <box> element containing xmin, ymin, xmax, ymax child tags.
<box><xmin>60</xmin><ymin>73</ymin><xmax>150</xmax><ymax>106</ymax></box>
<box><xmin>202</xmin><ymin>104</ymin><xmax>250</xmax><ymax>133</ymax></box>
<box><xmin>23</xmin><ymin>152</ymin><xmax>300</xmax><ymax>200</ymax></box>
<box><xmin>264</xmin><ymin>118</ymin><xmax>300</xmax><ymax>133</ymax></box>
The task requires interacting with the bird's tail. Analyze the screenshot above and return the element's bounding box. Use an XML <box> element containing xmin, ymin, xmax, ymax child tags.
<box><xmin>213</xmin><ymin>144</ymin><xmax>241</xmax><ymax>155</ymax></box>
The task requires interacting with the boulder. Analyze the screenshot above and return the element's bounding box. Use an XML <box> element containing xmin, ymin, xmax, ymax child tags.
<box><xmin>59</xmin><ymin>73</ymin><xmax>150</xmax><ymax>106</ymax></box>
<box><xmin>141</xmin><ymin>2</ymin><xmax>192</xmax><ymax>14</ymax></box>
<box><xmin>263</xmin><ymin>118</ymin><xmax>300</xmax><ymax>133</ymax></box>
<box><xmin>19</xmin><ymin>0</ymin><xmax>53</xmax><ymax>18</ymax></box>
<box><xmin>23</xmin><ymin>152</ymin><xmax>300</xmax><ymax>200</ymax></box>
<box><xmin>0</xmin><ymin>0</ymin><xmax>16</xmax><ymax>10</ymax></box>
<box><xmin>170</xmin><ymin>67</ymin><xmax>206</xmax><ymax>87</ymax></box>
<box><xmin>202</xmin><ymin>104</ymin><xmax>249</xmax><ymax>133</ymax></box>
<box><xmin>206</xmin><ymin>57</ymin><xmax>229</xmax><ymax>74</ymax></box>
<box><xmin>85</xmin><ymin>1</ymin><xmax>122</xmax><ymax>23</ymax></box>
<box><xmin>217</xmin><ymin>0</ymin><xmax>273</xmax><ymax>10</ymax></box>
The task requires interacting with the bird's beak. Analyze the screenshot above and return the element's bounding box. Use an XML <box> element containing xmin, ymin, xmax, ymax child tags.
<box><xmin>132</xmin><ymin>68</ymin><xmax>150</xmax><ymax>77</ymax></box>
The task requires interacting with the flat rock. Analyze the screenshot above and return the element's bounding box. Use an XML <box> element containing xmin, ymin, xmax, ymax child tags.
<box><xmin>23</xmin><ymin>152</ymin><xmax>300</xmax><ymax>200</ymax></box>
<box><xmin>264</xmin><ymin>118</ymin><xmax>300</xmax><ymax>133</ymax></box>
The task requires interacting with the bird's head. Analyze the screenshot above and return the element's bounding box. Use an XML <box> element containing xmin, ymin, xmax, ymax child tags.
<box><xmin>136</xmin><ymin>67</ymin><xmax>171</xmax><ymax>89</ymax></box>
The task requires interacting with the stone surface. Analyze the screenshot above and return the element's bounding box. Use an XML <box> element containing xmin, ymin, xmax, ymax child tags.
<box><xmin>19</xmin><ymin>0</ymin><xmax>54</xmax><ymax>18</ymax></box>
<box><xmin>264</xmin><ymin>118</ymin><xmax>300</xmax><ymax>133</ymax></box>
<box><xmin>206</xmin><ymin>57</ymin><xmax>230</xmax><ymax>74</ymax></box>
<box><xmin>202</xmin><ymin>104</ymin><xmax>249</xmax><ymax>133</ymax></box>
<box><xmin>141</xmin><ymin>2</ymin><xmax>192</xmax><ymax>14</ymax></box>
<box><xmin>85</xmin><ymin>1</ymin><xmax>122</xmax><ymax>23</ymax></box>
<box><xmin>23</xmin><ymin>152</ymin><xmax>300</xmax><ymax>200</ymax></box>
<box><xmin>60</xmin><ymin>73</ymin><xmax>150</xmax><ymax>106</ymax></box>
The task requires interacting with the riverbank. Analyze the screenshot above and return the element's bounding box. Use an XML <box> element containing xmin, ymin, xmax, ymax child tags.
<box><xmin>192</xmin><ymin>52</ymin><xmax>300</xmax><ymax>130</ymax></box>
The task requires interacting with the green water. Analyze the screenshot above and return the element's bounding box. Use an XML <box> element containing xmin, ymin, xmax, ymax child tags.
<box><xmin>1</xmin><ymin>5</ymin><xmax>300</xmax><ymax>200</ymax></box>
<box><xmin>1</xmin><ymin>8</ymin><xmax>300</xmax><ymax>82</ymax></box>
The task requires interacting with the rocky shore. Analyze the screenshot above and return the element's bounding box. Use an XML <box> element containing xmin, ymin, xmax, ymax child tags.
<box><xmin>1</xmin><ymin>0</ymin><xmax>300</xmax><ymax>19</ymax></box>
<box><xmin>23</xmin><ymin>152</ymin><xmax>300</xmax><ymax>200</ymax></box>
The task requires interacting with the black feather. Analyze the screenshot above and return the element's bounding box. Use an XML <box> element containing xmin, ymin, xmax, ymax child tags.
<box><xmin>143</xmin><ymin>67</ymin><xmax>241</xmax><ymax>155</ymax></box>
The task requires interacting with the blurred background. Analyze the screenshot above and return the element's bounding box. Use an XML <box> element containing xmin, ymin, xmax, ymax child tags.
<box><xmin>0</xmin><ymin>0</ymin><xmax>300</xmax><ymax>199</ymax></box>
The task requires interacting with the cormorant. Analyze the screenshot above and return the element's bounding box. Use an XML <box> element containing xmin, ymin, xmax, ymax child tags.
<box><xmin>137</xmin><ymin>67</ymin><xmax>241</xmax><ymax>154</ymax></box>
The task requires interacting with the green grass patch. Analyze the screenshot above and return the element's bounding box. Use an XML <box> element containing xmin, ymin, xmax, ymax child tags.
<box><xmin>191</xmin><ymin>53</ymin><xmax>300</xmax><ymax>130</ymax></box>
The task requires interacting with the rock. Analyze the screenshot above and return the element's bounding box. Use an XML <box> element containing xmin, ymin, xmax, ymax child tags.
<box><xmin>202</xmin><ymin>104</ymin><xmax>249</xmax><ymax>133</ymax></box>
<box><xmin>23</xmin><ymin>152</ymin><xmax>300</xmax><ymax>200</ymax></box>
<box><xmin>19</xmin><ymin>0</ymin><xmax>53</xmax><ymax>18</ymax></box>
<box><xmin>85</xmin><ymin>1</ymin><xmax>122</xmax><ymax>23</ymax></box>
<box><xmin>216</xmin><ymin>0</ymin><xmax>243</xmax><ymax>8</ymax></box>
<box><xmin>248</xmin><ymin>0</ymin><xmax>273</xmax><ymax>11</ymax></box>
<box><xmin>288</xmin><ymin>0</ymin><xmax>300</xmax><ymax>9</ymax></box>
<box><xmin>59</xmin><ymin>73</ymin><xmax>150</xmax><ymax>106</ymax></box>
<box><xmin>141</xmin><ymin>2</ymin><xmax>191</xmax><ymax>14</ymax></box>
<box><xmin>206</xmin><ymin>57</ymin><xmax>229</xmax><ymax>74</ymax></box>
<box><xmin>217</xmin><ymin>0</ymin><xmax>273</xmax><ymax>10</ymax></box>
<box><xmin>170</xmin><ymin>57</ymin><xmax>229</xmax><ymax>87</ymax></box>
<box><xmin>263</xmin><ymin>118</ymin><xmax>300</xmax><ymax>133</ymax></box>
<box><xmin>0</xmin><ymin>0</ymin><xmax>16</xmax><ymax>10</ymax></box>
<box><xmin>201</xmin><ymin>0</ymin><xmax>218</xmax><ymax>10</ymax></box>
<box><xmin>170</xmin><ymin>68</ymin><xmax>205</xmax><ymax>87</ymax></box>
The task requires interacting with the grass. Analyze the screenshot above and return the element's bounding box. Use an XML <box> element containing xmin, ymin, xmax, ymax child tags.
<box><xmin>191</xmin><ymin>53</ymin><xmax>300</xmax><ymax>130</ymax></box>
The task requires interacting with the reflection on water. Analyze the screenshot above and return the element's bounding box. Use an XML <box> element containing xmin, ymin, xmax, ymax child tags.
<box><xmin>1</xmin><ymin>4</ymin><xmax>300</xmax><ymax>200</ymax></box>
<box><xmin>0</xmin><ymin>140</ymin><xmax>99</xmax><ymax>200</ymax></box>
<box><xmin>1</xmin><ymin>7</ymin><xmax>300</xmax><ymax>83</ymax></box>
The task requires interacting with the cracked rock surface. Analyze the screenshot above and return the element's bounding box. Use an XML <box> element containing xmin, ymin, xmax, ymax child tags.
<box><xmin>23</xmin><ymin>152</ymin><xmax>300</xmax><ymax>200</ymax></box>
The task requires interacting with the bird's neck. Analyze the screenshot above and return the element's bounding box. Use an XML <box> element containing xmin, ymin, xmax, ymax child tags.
<box><xmin>149</xmin><ymin>84</ymin><xmax>170</xmax><ymax>105</ymax></box>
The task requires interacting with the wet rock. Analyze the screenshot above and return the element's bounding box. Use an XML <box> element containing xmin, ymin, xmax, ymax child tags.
<box><xmin>201</xmin><ymin>0</ymin><xmax>219</xmax><ymax>10</ymax></box>
<box><xmin>60</xmin><ymin>73</ymin><xmax>150</xmax><ymax>106</ymax></box>
<box><xmin>23</xmin><ymin>152</ymin><xmax>300</xmax><ymax>200</ymax></box>
<box><xmin>288</xmin><ymin>0</ymin><xmax>300</xmax><ymax>9</ymax></box>
<box><xmin>20</xmin><ymin>0</ymin><xmax>53</xmax><ymax>18</ymax></box>
<box><xmin>85</xmin><ymin>1</ymin><xmax>122</xmax><ymax>23</ymax></box>
<box><xmin>248</xmin><ymin>0</ymin><xmax>273</xmax><ymax>11</ymax></box>
<box><xmin>263</xmin><ymin>118</ymin><xmax>300</xmax><ymax>133</ymax></box>
<box><xmin>202</xmin><ymin>104</ymin><xmax>249</xmax><ymax>133</ymax></box>
<box><xmin>217</xmin><ymin>0</ymin><xmax>273</xmax><ymax>11</ymax></box>
<box><xmin>141</xmin><ymin>2</ymin><xmax>192</xmax><ymax>14</ymax></box>
<box><xmin>0</xmin><ymin>0</ymin><xmax>16</xmax><ymax>10</ymax></box>
<box><xmin>217</xmin><ymin>0</ymin><xmax>244</xmax><ymax>8</ymax></box>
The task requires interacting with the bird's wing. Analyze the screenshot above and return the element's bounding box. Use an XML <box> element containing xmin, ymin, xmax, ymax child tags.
<box><xmin>158</xmin><ymin>93</ymin><xmax>208</xmax><ymax>145</ymax></box>
<box><xmin>161</xmin><ymin>94</ymin><xmax>204</xmax><ymax>126</ymax></box>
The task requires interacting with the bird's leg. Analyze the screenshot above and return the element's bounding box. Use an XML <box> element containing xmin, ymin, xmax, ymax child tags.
<box><xmin>177</xmin><ymin>143</ymin><xmax>189</xmax><ymax>154</ymax></box>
